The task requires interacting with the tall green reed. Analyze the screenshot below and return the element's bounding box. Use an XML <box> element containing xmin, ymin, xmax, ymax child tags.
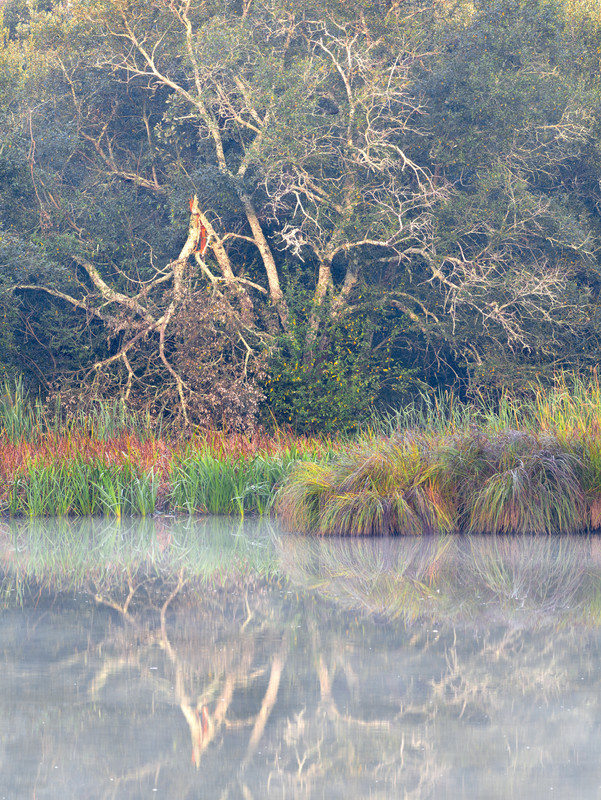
<box><xmin>0</xmin><ymin>377</ymin><xmax>43</xmax><ymax>442</ymax></box>
<box><xmin>7</xmin><ymin>458</ymin><xmax>159</xmax><ymax>517</ymax></box>
<box><xmin>0</xmin><ymin>378</ymin><xmax>156</xmax><ymax>442</ymax></box>
<box><xmin>169</xmin><ymin>451</ymin><xmax>295</xmax><ymax>516</ymax></box>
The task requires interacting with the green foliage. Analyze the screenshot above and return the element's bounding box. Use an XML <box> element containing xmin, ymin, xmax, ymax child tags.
<box><xmin>419</xmin><ymin>0</ymin><xmax>601</xmax><ymax>388</ymax></box>
<box><xmin>8</xmin><ymin>457</ymin><xmax>159</xmax><ymax>517</ymax></box>
<box><xmin>263</xmin><ymin>292</ymin><xmax>417</xmax><ymax>433</ymax></box>
<box><xmin>169</xmin><ymin>450</ymin><xmax>302</xmax><ymax>516</ymax></box>
<box><xmin>1</xmin><ymin>0</ymin><xmax>601</xmax><ymax>416</ymax></box>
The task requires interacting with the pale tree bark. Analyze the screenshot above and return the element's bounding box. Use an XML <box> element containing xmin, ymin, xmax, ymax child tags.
<box><xmin>86</xmin><ymin>0</ymin><xmax>290</xmax><ymax>329</ymax></box>
<box><xmin>263</xmin><ymin>16</ymin><xmax>447</xmax><ymax>349</ymax></box>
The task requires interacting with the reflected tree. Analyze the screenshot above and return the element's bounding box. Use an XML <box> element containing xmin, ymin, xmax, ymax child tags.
<box><xmin>1</xmin><ymin>522</ymin><xmax>601</xmax><ymax>797</ymax></box>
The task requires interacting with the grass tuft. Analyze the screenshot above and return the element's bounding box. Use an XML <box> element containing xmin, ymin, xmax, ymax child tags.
<box><xmin>278</xmin><ymin>435</ymin><xmax>455</xmax><ymax>536</ymax></box>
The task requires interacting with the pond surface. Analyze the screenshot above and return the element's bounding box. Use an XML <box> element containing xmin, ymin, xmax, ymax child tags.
<box><xmin>1</xmin><ymin>517</ymin><xmax>601</xmax><ymax>799</ymax></box>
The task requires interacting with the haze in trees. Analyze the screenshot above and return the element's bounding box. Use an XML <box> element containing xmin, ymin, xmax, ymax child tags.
<box><xmin>1</xmin><ymin>0</ymin><xmax>600</xmax><ymax>430</ymax></box>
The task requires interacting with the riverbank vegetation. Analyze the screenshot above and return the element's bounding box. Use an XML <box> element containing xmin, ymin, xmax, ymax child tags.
<box><xmin>4</xmin><ymin>376</ymin><xmax>601</xmax><ymax>535</ymax></box>
<box><xmin>3</xmin><ymin>0</ymin><xmax>601</xmax><ymax>530</ymax></box>
<box><xmin>2</xmin><ymin>443</ymin><xmax>304</xmax><ymax>517</ymax></box>
<box><xmin>278</xmin><ymin>377</ymin><xmax>601</xmax><ymax>535</ymax></box>
<box><xmin>0</xmin><ymin>380</ymin><xmax>330</xmax><ymax>517</ymax></box>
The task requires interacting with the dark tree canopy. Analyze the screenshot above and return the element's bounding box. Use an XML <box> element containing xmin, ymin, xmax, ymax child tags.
<box><xmin>1</xmin><ymin>0</ymin><xmax>601</xmax><ymax>429</ymax></box>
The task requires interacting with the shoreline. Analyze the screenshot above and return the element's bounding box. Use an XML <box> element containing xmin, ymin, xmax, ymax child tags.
<box><xmin>1</xmin><ymin>425</ymin><xmax>600</xmax><ymax>536</ymax></box>
<box><xmin>4</xmin><ymin>379</ymin><xmax>601</xmax><ymax>534</ymax></box>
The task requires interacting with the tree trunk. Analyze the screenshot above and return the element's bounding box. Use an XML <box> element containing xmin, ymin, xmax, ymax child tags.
<box><xmin>240</xmin><ymin>192</ymin><xmax>288</xmax><ymax>328</ymax></box>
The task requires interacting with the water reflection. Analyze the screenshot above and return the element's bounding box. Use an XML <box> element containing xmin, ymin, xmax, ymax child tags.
<box><xmin>279</xmin><ymin>533</ymin><xmax>601</xmax><ymax>628</ymax></box>
<box><xmin>1</xmin><ymin>518</ymin><xmax>601</xmax><ymax>798</ymax></box>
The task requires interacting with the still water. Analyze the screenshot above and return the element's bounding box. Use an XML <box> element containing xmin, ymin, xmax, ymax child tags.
<box><xmin>1</xmin><ymin>517</ymin><xmax>601</xmax><ymax>799</ymax></box>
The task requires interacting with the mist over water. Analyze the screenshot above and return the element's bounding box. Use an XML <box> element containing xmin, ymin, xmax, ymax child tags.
<box><xmin>1</xmin><ymin>517</ymin><xmax>601</xmax><ymax>799</ymax></box>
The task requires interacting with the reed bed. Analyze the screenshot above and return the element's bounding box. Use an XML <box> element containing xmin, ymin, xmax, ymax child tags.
<box><xmin>168</xmin><ymin>450</ymin><xmax>304</xmax><ymax>516</ymax></box>
<box><xmin>0</xmin><ymin>443</ymin><xmax>324</xmax><ymax>518</ymax></box>
<box><xmin>0</xmin><ymin>379</ymin><xmax>335</xmax><ymax>518</ymax></box>
<box><xmin>0</xmin><ymin>428</ymin><xmax>330</xmax><ymax>518</ymax></box>
<box><xmin>7</xmin><ymin>375</ymin><xmax>601</xmax><ymax>530</ymax></box>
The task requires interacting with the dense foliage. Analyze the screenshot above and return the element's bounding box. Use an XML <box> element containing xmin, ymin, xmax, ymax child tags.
<box><xmin>1</xmin><ymin>0</ymin><xmax>601</xmax><ymax>431</ymax></box>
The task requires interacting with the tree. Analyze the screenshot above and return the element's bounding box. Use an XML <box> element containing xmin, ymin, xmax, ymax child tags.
<box><xmin>417</xmin><ymin>0</ymin><xmax>601</xmax><ymax>390</ymax></box>
<box><xmin>9</xmin><ymin>0</ymin><xmax>446</xmax><ymax>426</ymax></box>
<box><xmin>4</xmin><ymin>0</ymin><xmax>601</xmax><ymax>427</ymax></box>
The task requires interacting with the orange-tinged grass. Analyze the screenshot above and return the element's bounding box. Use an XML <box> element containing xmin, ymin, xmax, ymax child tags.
<box><xmin>0</xmin><ymin>427</ymin><xmax>331</xmax><ymax>517</ymax></box>
<box><xmin>0</xmin><ymin>428</ymin><xmax>327</xmax><ymax>471</ymax></box>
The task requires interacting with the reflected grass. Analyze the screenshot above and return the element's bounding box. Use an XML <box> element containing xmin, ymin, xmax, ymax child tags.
<box><xmin>459</xmin><ymin>536</ymin><xmax>587</xmax><ymax>616</ymax></box>
<box><xmin>4</xmin><ymin>517</ymin><xmax>601</xmax><ymax>631</ymax></box>
<box><xmin>275</xmin><ymin>530</ymin><xmax>601</xmax><ymax>629</ymax></box>
<box><xmin>0</xmin><ymin>516</ymin><xmax>280</xmax><ymax>605</ymax></box>
<box><xmin>276</xmin><ymin>534</ymin><xmax>454</xmax><ymax>623</ymax></box>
